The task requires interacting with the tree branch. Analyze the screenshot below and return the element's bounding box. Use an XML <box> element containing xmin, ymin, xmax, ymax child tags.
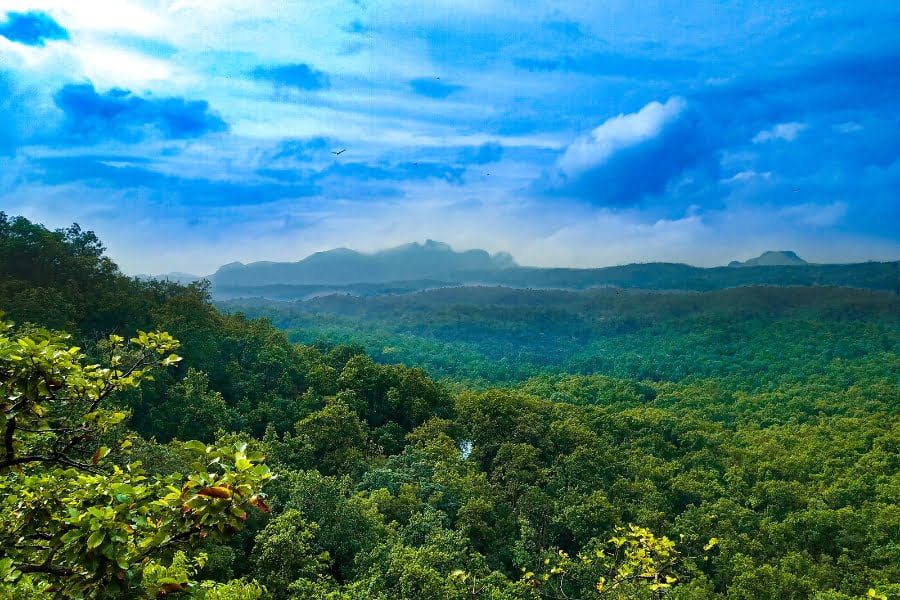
<box><xmin>4</xmin><ymin>415</ymin><xmax>16</xmax><ymax>464</ymax></box>
<box><xmin>0</xmin><ymin>453</ymin><xmax>100</xmax><ymax>472</ymax></box>
<box><xmin>18</xmin><ymin>563</ymin><xmax>75</xmax><ymax>577</ymax></box>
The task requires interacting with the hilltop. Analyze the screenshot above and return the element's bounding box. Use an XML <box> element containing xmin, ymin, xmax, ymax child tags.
<box><xmin>728</xmin><ymin>250</ymin><xmax>808</xmax><ymax>267</ymax></box>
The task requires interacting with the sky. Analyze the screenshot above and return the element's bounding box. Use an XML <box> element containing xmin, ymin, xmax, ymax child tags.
<box><xmin>1</xmin><ymin>1</ymin><xmax>898</xmax><ymax>275</ymax></box>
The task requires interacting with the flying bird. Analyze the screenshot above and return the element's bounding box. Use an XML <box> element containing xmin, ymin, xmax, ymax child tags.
<box><xmin>332</xmin><ymin>149</ymin><xmax>346</xmax><ymax>156</ymax></box>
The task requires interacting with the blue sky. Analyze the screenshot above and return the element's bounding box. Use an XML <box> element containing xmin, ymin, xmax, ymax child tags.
<box><xmin>1</xmin><ymin>1</ymin><xmax>897</xmax><ymax>274</ymax></box>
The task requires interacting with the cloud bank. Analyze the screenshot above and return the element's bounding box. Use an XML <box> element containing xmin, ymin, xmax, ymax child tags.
<box><xmin>544</xmin><ymin>97</ymin><xmax>718</xmax><ymax>206</ymax></box>
<box><xmin>0</xmin><ymin>1</ymin><xmax>896</xmax><ymax>273</ymax></box>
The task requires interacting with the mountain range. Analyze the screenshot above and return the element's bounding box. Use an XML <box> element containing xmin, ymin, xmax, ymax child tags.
<box><xmin>140</xmin><ymin>244</ymin><xmax>899</xmax><ymax>299</ymax></box>
<box><xmin>211</xmin><ymin>240</ymin><xmax>516</xmax><ymax>287</ymax></box>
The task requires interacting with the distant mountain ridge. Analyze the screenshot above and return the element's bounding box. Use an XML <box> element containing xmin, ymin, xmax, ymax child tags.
<box><xmin>211</xmin><ymin>239</ymin><xmax>517</xmax><ymax>287</ymax></box>
<box><xmin>140</xmin><ymin>241</ymin><xmax>895</xmax><ymax>299</ymax></box>
<box><xmin>729</xmin><ymin>250</ymin><xmax>808</xmax><ymax>268</ymax></box>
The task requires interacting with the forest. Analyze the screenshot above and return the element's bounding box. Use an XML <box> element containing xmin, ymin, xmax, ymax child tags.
<box><xmin>1</xmin><ymin>213</ymin><xmax>898</xmax><ymax>599</ymax></box>
<box><xmin>222</xmin><ymin>286</ymin><xmax>900</xmax><ymax>387</ymax></box>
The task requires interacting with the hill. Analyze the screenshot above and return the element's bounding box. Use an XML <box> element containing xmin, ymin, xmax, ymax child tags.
<box><xmin>728</xmin><ymin>250</ymin><xmax>808</xmax><ymax>267</ymax></box>
<box><xmin>205</xmin><ymin>241</ymin><xmax>898</xmax><ymax>299</ymax></box>
<box><xmin>210</xmin><ymin>239</ymin><xmax>516</xmax><ymax>287</ymax></box>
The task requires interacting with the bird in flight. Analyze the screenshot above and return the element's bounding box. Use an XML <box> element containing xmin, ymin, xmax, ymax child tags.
<box><xmin>332</xmin><ymin>149</ymin><xmax>346</xmax><ymax>156</ymax></box>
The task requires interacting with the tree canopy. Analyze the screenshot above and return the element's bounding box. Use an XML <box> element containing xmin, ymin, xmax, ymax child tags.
<box><xmin>1</xmin><ymin>214</ymin><xmax>897</xmax><ymax>599</ymax></box>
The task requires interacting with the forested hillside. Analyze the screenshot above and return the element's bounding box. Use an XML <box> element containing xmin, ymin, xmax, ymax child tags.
<box><xmin>1</xmin><ymin>214</ymin><xmax>898</xmax><ymax>599</ymax></box>
<box><xmin>223</xmin><ymin>286</ymin><xmax>900</xmax><ymax>386</ymax></box>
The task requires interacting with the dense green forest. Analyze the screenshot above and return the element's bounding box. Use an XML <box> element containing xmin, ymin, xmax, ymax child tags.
<box><xmin>221</xmin><ymin>286</ymin><xmax>899</xmax><ymax>387</ymax></box>
<box><xmin>1</xmin><ymin>213</ymin><xmax>898</xmax><ymax>599</ymax></box>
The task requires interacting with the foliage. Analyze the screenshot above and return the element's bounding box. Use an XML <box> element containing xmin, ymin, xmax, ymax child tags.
<box><xmin>0</xmin><ymin>317</ymin><xmax>271</xmax><ymax>597</ymax></box>
<box><xmin>1</xmin><ymin>214</ymin><xmax>898</xmax><ymax>599</ymax></box>
<box><xmin>522</xmin><ymin>525</ymin><xmax>685</xmax><ymax>598</ymax></box>
<box><xmin>250</xmin><ymin>509</ymin><xmax>331</xmax><ymax>598</ymax></box>
<box><xmin>224</xmin><ymin>285</ymin><xmax>899</xmax><ymax>387</ymax></box>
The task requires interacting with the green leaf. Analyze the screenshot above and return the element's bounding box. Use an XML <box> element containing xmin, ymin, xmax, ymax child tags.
<box><xmin>87</xmin><ymin>530</ymin><xmax>106</xmax><ymax>550</ymax></box>
<box><xmin>162</xmin><ymin>353</ymin><xmax>183</xmax><ymax>366</ymax></box>
<box><xmin>60</xmin><ymin>530</ymin><xmax>82</xmax><ymax>544</ymax></box>
<box><xmin>183</xmin><ymin>440</ymin><xmax>208</xmax><ymax>453</ymax></box>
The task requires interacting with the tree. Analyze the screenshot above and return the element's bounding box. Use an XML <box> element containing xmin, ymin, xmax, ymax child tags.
<box><xmin>140</xmin><ymin>368</ymin><xmax>236</xmax><ymax>442</ymax></box>
<box><xmin>0</xmin><ymin>317</ymin><xmax>272</xmax><ymax>597</ymax></box>
<box><xmin>250</xmin><ymin>509</ymin><xmax>332</xmax><ymax>598</ymax></box>
<box><xmin>525</xmin><ymin>525</ymin><xmax>688</xmax><ymax>599</ymax></box>
<box><xmin>294</xmin><ymin>398</ymin><xmax>369</xmax><ymax>476</ymax></box>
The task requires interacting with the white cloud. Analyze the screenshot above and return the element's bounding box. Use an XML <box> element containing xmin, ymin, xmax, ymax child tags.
<box><xmin>2</xmin><ymin>0</ymin><xmax>896</xmax><ymax>275</ymax></box>
<box><xmin>833</xmin><ymin>121</ymin><xmax>863</xmax><ymax>134</ymax></box>
<box><xmin>780</xmin><ymin>201</ymin><xmax>847</xmax><ymax>227</ymax></box>
<box><xmin>70</xmin><ymin>43</ymin><xmax>174</xmax><ymax>87</ymax></box>
<box><xmin>752</xmin><ymin>121</ymin><xmax>806</xmax><ymax>143</ymax></box>
<box><xmin>519</xmin><ymin>210</ymin><xmax>707</xmax><ymax>267</ymax></box>
<box><xmin>721</xmin><ymin>170</ymin><xmax>771</xmax><ymax>184</ymax></box>
<box><xmin>557</xmin><ymin>97</ymin><xmax>686</xmax><ymax>178</ymax></box>
<box><xmin>0</xmin><ymin>14</ymin><xmax>179</xmax><ymax>90</ymax></box>
<box><xmin>5</xmin><ymin>179</ymin><xmax>898</xmax><ymax>275</ymax></box>
<box><xmin>2</xmin><ymin>1</ymin><xmax>167</xmax><ymax>37</ymax></box>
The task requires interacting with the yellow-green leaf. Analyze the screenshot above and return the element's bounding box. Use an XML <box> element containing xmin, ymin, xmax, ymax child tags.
<box><xmin>87</xmin><ymin>530</ymin><xmax>106</xmax><ymax>550</ymax></box>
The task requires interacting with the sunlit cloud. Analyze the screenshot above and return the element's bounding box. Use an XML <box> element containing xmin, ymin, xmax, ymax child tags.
<box><xmin>0</xmin><ymin>0</ymin><xmax>896</xmax><ymax>272</ymax></box>
<box><xmin>752</xmin><ymin>122</ymin><xmax>807</xmax><ymax>143</ymax></box>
